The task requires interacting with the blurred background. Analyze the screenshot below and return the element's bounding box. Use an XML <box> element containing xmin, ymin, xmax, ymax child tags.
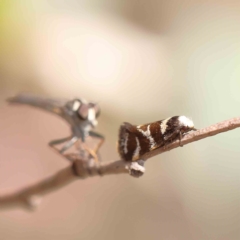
<box><xmin>0</xmin><ymin>0</ymin><xmax>239</xmax><ymax>239</ymax></box>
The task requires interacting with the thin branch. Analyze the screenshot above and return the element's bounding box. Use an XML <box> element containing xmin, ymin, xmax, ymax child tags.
<box><xmin>0</xmin><ymin>117</ymin><xmax>239</xmax><ymax>210</ymax></box>
<box><xmin>0</xmin><ymin>160</ymin><xmax>129</xmax><ymax>210</ymax></box>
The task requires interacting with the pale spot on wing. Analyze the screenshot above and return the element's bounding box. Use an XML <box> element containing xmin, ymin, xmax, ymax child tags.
<box><xmin>123</xmin><ymin>133</ymin><xmax>129</xmax><ymax>154</ymax></box>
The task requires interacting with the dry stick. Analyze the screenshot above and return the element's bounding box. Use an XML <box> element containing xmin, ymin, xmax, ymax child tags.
<box><xmin>0</xmin><ymin>160</ymin><xmax>128</xmax><ymax>211</ymax></box>
<box><xmin>0</xmin><ymin>117</ymin><xmax>239</xmax><ymax>210</ymax></box>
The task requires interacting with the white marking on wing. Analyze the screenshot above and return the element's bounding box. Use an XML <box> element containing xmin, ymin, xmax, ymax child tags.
<box><xmin>178</xmin><ymin>116</ymin><xmax>194</xmax><ymax>128</ymax></box>
<box><xmin>132</xmin><ymin>137</ymin><xmax>141</xmax><ymax>160</ymax></box>
<box><xmin>160</xmin><ymin>117</ymin><xmax>171</xmax><ymax>134</ymax></box>
<box><xmin>137</xmin><ymin>125</ymin><xmax>156</xmax><ymax>149</ymax></box>
<box><xmin>123</xmin><ymin>133</ymin><xmax>129</xmax><ymax>154</ymax></box>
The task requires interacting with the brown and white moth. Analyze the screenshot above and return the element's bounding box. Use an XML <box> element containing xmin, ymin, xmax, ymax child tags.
<box><xmin>118</xmin><ymin>116</ymin><xmax>195</xmax><ymax>161</ymax></box>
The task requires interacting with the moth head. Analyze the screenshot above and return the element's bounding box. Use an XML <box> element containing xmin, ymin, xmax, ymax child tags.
<box><xmin>72</xmin><ymin>99</ymin><xmax>100</xmax><ymax>126</ymax></box>
<box><xmin>178</xmin><ymin>116</ymin><xmax>195</xmax><ymax>132</ymax></box>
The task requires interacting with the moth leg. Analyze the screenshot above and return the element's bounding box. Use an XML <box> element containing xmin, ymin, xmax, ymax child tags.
<box><xmin>179</xmin><ymin>131</ymin><xmax>183</xmax><ymax>147</ymax></box>
<box><xmin>162</xmin><ymin>142</ymin><xmax>167</xmax><ymax>150</ymax></box>
<box><xmin>164</xmin><ymin>128</ymin><xmax>183</xmax><ymax>145</ymax></box>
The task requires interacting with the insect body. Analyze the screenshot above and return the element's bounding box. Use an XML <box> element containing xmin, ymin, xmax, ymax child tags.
<box><xmin>118</xmin><ymin>116</ymin><xmax>195</xmax><ymax>161</ymax></box>
<box><xmin>48</xmin><ymin>98</ymin><xmax>104</xmax><ymax>159</ymax></box>
<box><xmin>63</xmin><ymin>98</ymin><xmax>101</xmax><ymax>142</ymax></box>
<box><xmin>7</xmin><ymin>94</ymin><xmax>104</xmax><ymax>161</ymax></box>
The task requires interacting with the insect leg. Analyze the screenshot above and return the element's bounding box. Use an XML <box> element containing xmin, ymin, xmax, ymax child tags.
<box><xmin>89</xmin><ymin>131</ymin><xmax>105</xmax><ymax>162</ymax></box>
<box><xmin>48</xmin><ymin>136</ymin><xmax>72</xmax><ymax>153</ymax></box>
<box><xmin>81</xmin><ymin>143</ymin><xmax>99</xmax><ymax>163</ymax></box>
<box><xmin>49</xmin><ymin>136</ymin><xmax>79</xmax><ymax>159</ymax></box>
<box><xmin>89</xmin><ymin>131</ymin><xmax>105</xmax><ymax>153</ymax></box>
<box><xmin>59</xmin><ymin>136</ymin><xmax>79</xmax><ymax>153</ymax></box>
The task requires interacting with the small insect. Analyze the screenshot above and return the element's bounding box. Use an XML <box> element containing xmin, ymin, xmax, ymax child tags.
<box><xmin>118</xmin><ymin>116</ymin><xmax>196</xmax><ymax>161</ymax></box>
<box><xmin>7</xmin><ymin>94</ymin><xmax>104</xmax><ymax>162</ymax></box>
<box><xmin>48</xmin><ymin>98</ymin><xmax>104</xmax><ymax>161</ymax></box>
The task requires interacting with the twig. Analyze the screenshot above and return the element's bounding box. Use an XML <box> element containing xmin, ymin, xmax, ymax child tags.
<box><xmin>0</xmin><ymin>160</ymin><xmax>128</xmax><ymax>211</ymax></box>
<box><xmin>1</xmin><ymin>117</ymin><xmax>239</xmax><ymax>210</ymax></box>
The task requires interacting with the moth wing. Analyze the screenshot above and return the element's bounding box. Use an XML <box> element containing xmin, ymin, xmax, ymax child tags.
<box><xmin>122</xmin><ymin>122</ymin><xmax>136</xmax><ymax>132</ymax></box>
<box><xmin>118</xmin><ymin>122</ymin><xmax>136</xmax><ymax>141</ymax></box>
<box><xmin>118</xmin><ymin>122</ymin><xmax>138</xmax><ymax>161</ymax></box>
<box><xmin>164</xmin><ymin>129</ymin><xmax>180</xmax><ymax>141</ymax></box>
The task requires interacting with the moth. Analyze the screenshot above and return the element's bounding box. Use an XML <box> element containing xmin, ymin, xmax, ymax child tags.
<box><xmin>118</xmin><ymin>116</ymin><xmax>196</xmax><ymax>161</ymax></box>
